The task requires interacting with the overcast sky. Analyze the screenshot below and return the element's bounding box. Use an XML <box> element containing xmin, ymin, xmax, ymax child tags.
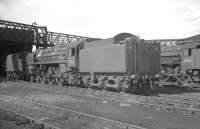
<box><xmin>0</xmin><ymin>0</ymin><xmax>200</xmax><ymax>39</ymax></box>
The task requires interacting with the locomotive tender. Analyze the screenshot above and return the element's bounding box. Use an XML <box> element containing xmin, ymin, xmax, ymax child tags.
<box><xmin>6</xmin><ymin>33</ymin><xmax>161</xmax><ymax>91</ymax></box>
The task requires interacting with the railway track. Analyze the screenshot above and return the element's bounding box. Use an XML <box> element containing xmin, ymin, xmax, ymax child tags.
<box><xmin>0</xmin><ymin>107</ymin><xmax>60</xmax><ymax>129</ymax></box>
<box><xmin>19</xmin><ymin>81</ymin><xmax>200</xmax><ymax>113</ymax></box>
<box><xmin>0</xmin><ymin>94</ymin><xmax>147</xmax><ymax>129</ymax></box>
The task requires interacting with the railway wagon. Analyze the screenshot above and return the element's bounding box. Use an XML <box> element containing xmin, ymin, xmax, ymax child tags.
<box><xmin>6</xmin><ymin>52</ymin><xmax>28</xmax><ymax>80</ymax></box>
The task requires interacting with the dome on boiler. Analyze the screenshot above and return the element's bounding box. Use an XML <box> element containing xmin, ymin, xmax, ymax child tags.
<box><xmin>113</xmin><ymin>33</ymin><xmax>138</xmax><ymax>43</ymax></box>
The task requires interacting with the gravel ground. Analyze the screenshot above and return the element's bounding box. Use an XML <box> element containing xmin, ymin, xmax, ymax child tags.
<box><xmin>1</xmin><ymin>81</ymin><xmax>200</xmax><ymax>129</ymax></box>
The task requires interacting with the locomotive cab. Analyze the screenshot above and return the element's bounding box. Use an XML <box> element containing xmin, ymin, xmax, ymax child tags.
<box><xmin>68</xmin><ymin>47</ymin><xmax>76</xmax><ymax>68</ymax></box>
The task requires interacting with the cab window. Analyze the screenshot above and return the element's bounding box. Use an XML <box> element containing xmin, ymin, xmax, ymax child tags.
<box><xmin>184</xmin><ymin>49</ymin><xmax>192</xmax><ymax>56</ymax></box>
<box><xmin>71</xmin><ymin>48</ymin><xmax>75</xmax><ymax>56</ymax></box>
<box><xmin>188</xmin><ymin>49</ymin><xmax>192</xmax><ymax>56</ymax></box>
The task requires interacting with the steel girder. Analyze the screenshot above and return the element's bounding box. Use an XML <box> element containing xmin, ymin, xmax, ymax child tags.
<box><xmin>0</xmin><ymin>19</ymin><xmax>48</xmax><ymax>47</ymax></box>
<box><xmin>47</xmin><ymin>31</ymin><xmax>92</xmax><ymax>46</ymax></box>
<box><xmin>0</xmin><ymin>19</ymin><xmax>95</xmax><ymax>48</ymax></box>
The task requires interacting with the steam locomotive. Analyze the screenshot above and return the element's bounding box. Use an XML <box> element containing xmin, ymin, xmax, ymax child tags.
<box><xmin>178</xmin><ymin>36</ymin><xmax>200</xmax><ymax>88</ymax></box>
<box><xmin>159</xmin><ymin>40</ymin><xmax>181</xmax><ymax>86</ymax></box>
<box><xmin>157</xmin><ymin>34</ymin><xmax>200</xmax><ymax>88</ymax></box>
<box><xmin>5</xmin><ymin>33</ymin><xmax>161</xmax><ymax>91</ymax></box>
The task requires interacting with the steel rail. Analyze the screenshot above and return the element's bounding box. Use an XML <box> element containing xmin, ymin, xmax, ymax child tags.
<box><xmin>0</xmin><ymin>94</ymin><xmax>147</xmax><ymax>129</ymax></box>
<box><xmin>153</xmin><ymin>96</ymin><xmax>200</xmax><ymax>105</ymax></box>
<box><xmin>0</xmin><ymin>106</ymin><xmax>61</xmax><ymax>129</ymax></box>
<box><xmin>159</xmin><ymin>94</ymin><xmax>200</xmax><ymax>102</ymax></box>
